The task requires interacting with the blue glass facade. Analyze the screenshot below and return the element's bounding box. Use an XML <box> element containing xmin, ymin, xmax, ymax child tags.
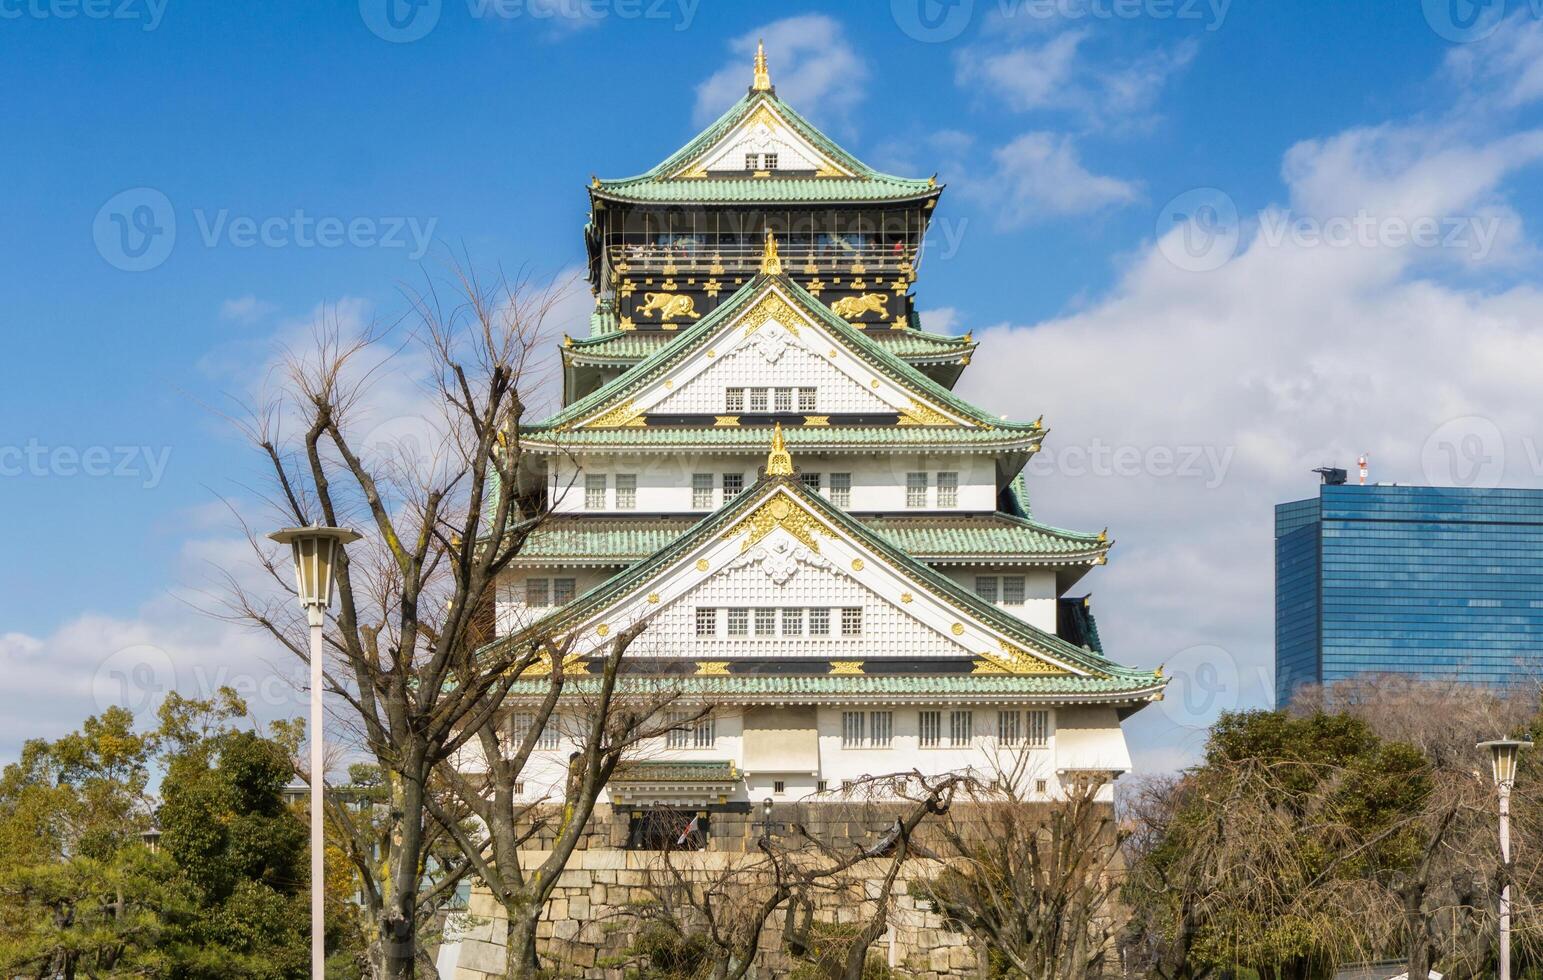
<box><xmin>1274</xmin><ymin>485</ymin><xmax>1543</xmax><ymax>707</ymax></box>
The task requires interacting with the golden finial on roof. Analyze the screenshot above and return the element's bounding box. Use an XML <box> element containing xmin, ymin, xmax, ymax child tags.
<box><xmin>752</xmin><ymin>39</ymin><xmax>772</xmax><ymax>92</ymax></box>
<box><xmin>766</xmin><ymin>421</ymin><xmax>794</xmax><ymax>476</ymax></box>
<box><xmin>760</xmin><ymin>229</ymin><xmax>783</xmax><ymax>275</ymax></box>
<box><xmin>562</xmin><ymin>334</ymin><xmax>573</xmax><ymax>347</ymax></box>
<box><xmin>1097</xmin><ymin>527</ymin><xmax>1108</xmax><ymax>543</ymax></box>
<box><xmin>590</xmin><ymin>174</ymin><xmax>600</xmax><ymax>188</ymax></box>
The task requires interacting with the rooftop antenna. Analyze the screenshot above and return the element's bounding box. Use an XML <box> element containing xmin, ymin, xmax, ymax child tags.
<box><xmin>1358</xmin><ymin>453</ymin><xmax>1369</xmax><ymax>486</ymax></box>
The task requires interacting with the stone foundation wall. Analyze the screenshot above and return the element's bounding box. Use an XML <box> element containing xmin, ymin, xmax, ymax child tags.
<box><xmin>447</xmin><ymin>850</ymin><xmax>984</xmax><ymax>979</ymax></box>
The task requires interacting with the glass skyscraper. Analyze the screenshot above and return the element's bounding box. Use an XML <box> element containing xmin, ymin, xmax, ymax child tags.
<box><xmin>1275</xmin><ymin>482</ymin><xmax>1543</xmax><ymax>706</ymax></box>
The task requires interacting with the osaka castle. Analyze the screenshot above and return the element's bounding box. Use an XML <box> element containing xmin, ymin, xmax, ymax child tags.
<box><xmin>494</xmin><ymin>44</ymin><xmax>1164</xmax><ymax>818</ymax></box>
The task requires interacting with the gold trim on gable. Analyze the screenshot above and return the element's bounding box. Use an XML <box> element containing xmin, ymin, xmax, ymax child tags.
<box><xmin>897</xmin><ymin>399</ymin><xmax>956</xmax><ymax>427</ymax></box>
<box><xmin>695</xmin><ymin>661</ymin><xmax>731</xmax><ymax>676</ymax></box>
<box><xmin>584</xmin><ymin>399</ymin><xmax>646</xmax><ymax>429</ymax></box>
<box><xmin>829</xmin><ymin>661</ymin><xmax>864</xmax><ymax>675</ymax></box>
<box><xmin>740</xmin><ymin>291</ymin><xmax>799</xmax><ymax>338</ymax></box>
<box><xmin>722</xmin><ymin>493</ymin><xmax>833</xmax><ymax>553</ymax></box>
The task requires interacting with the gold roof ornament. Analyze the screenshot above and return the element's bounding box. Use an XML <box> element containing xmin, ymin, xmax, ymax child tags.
<box><xmin>765</xmin><ymin>421</ymin><xmax>794</xmax><ymax>476</ymax></box>
<box><xmin>760</xmin><ymin>229</ymin><xmax>783</xmax><ymax>275</ymax></box>
<box><xmin>752</xmin><ymin>38</ymin><xmax>772</xmax><ymax>92</ymax></box>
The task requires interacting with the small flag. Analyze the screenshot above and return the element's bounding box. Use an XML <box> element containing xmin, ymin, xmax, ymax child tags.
<box><xmin>676</xmin><ymin>815</ymin><xmax>700</xmax><ymax>845</ymax></box>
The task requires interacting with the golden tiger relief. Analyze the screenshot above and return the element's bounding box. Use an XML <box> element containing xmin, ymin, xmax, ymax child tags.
<box><xmin>830</xmin><ymin>293</ymin><xmax>889</xmax><ymax>319</ymax></box>
<box><xmin>636</xmin><ymin>292</ymin><xmax>700</xmax><ymax>321</ymax></box>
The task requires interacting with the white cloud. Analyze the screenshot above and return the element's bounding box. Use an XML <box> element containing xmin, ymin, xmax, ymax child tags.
<box><xmin>956</xmin><ymin>117</ymin><xmax>1543</xmax><ymax>771</ymax></box>
<box><xmin>693</xmin><ymin>16</ymin><xmax>869</xmax><ymax>129</ymax></box>
<box><xmin>220</xmin><ymin>294</ymin><xmax>277</xmax><ymax>324</ymax></box>
<box><xmin>977</xmin><ymin>131</ymin><xmax>1139</xmax><ymax>225</ymax></box>
<box><xmin>1445</xmin><ymin>12</ymin><xmax>1543</xmax><ymax>110</ymax></box>
<box><xmin>955</xmin><ymin>29</ymin><xmax>1090</xmax><ymax>113</ymax></box>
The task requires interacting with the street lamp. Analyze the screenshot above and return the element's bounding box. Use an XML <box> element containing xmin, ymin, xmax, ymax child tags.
<box><xmin>270</xmin><ymin>524</ymin><xmax>361</xmax><ymax>980</ymax></box>
<box><xmin>1479</xmin><ymin>737</ymin><xmax>1533</xmax><ymax>980</ymax></box>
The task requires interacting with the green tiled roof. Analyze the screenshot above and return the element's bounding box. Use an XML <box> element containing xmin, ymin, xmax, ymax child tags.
<box><xmin>591</xmin><ymin>90</ymin><xmax>939</xmax><ymax>207</ymax></box>
<box><xmin>506</xmin><ymin>671</ymin><xmax>1161</xmax><ymax>700</ymax></box>
<box><xmin>611</xmin><ymin>760</ymin><xmax>737</xmax><ymax>783</ymax></box>
<box><xmin>514</xmin><ymin>514</ymin><xmax>1107</xmax><ymax>565</ymax></box>
<box><xmin>486</xmin><ymin>473</ymin><xmax>1159</xmax><ymax>695</ymax></box>
<box><xmin>521</xmin><ymin>425</ymin><xmax>1042</xmax><ymax>452</ymax></box>
<box><xmin>564</xmin><ymin>326</ymin><xmax>975</xmax><ymax>366</ymax></box>
<box><xmin>527</xmin><ymin>273</ymin><xmax>1039</xmax><ymax>439</ymax></box>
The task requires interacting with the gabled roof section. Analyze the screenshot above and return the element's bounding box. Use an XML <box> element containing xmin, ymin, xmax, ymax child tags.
<box><xmin>526</xmin><ymin>271</ymin><xmax>1041</xmax><ymax>438</ymax></box>
<box><xmin>492</xmin><ymin>465</ymin><xmax>1160</xmax><ymax>693</ymax></box>
<box><xmin>589</xmin><ymin>50</ymin><xmax>939</xmax><ymax>207</ymax></box>
<box><xmin>562</xmin><ymin>324</ymin><xmax>976</xmax><ymax>369</ymax></box>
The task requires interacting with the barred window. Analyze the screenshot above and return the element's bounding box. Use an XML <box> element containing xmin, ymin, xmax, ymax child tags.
<box><xmin>524</xmin><ymin>578</ymin><xmax>549</xmax><ymax>607</ymax></box>
<box><xmin>744</xmin><ymin>152</ymin><xmax>759</xmax><ymax>170</ymax></box>
<box><xmin>798</xmin><ymin>387</ymin><xmax>817</xmax><ymax>412</ymax></box>
<box><xmin>1002</xmin><ymin>576</ymin><xmax>1026</xmax><ymax>604</ymax></box>
<box><xmin>781</xmin><ymin>608</ymin><xmax>803</xmax><ymax>636</ymax></box>
<box><xmin>906</xmin><ymin>472</ymin><xmax>927</xmax><ymax>508</ymax></box>
<box><xmin>975</xmin><ymin>576</ymin><xmax>999</xmax><ymax>603</ymax></box>
<box><xmin>949</xmin><ymin>711</ymin><xmax>973</xmax><ymax>747</ymax></box>
<box><xmin>809</xmin><ymin>608</ymin><xmax>831</xmax><ymax>635</ymax></box>
<box><xmin>840</xmin><ymin>607</ymin><xmax>862</xmax><ymax>636</ymax></box>
<box><xmin>552</xmin><ymin>578</ymin><xmax>576</xmax><ymax>605</ymax></box>
<box><xmin>763</xmin><ymin>152</ymin><xmax>778</xmax><ymax>170</ymax></box>
<box><xmin>997</xmin><ymin>710</ymin><xmax>1022</xmax><ymax>746</ymax></box>
<box><xmin>722</xmin><ymin>473</ymin><xmax>744</xmax><ymax>500</ymax></box>
<box><xmin>870</xmin><ymin>711</ymin><xmax>893</xmax><ymax>748</ymax></box>
<box><xmin>841</xmin><ymin>711</ymin><xmax>865</xmax><ymax>749</ymax></box>
<box><xmin>726</xmin><ymin>387</ymin><xmax>745</xmax><ymax>412</ymax></box>
<box><xmin>936</xmin><ymin>471</ymin><xmax>958</xmax><ymax>507</ymax></box>
<box><xmin>512</xmin><ymin>712</ymin><xmax>559</xmax><ymax>751</ymax></box>
<box><xmin>749</xmin><ymin>388</ymin><xmax>769</xmax><ymax>412</ymax></box>
<box><xmin>774</xmin><ymin>387</ymin><xmax>794</xmax><ymax>412</ymax></box>
<box><xmin>667</xmin><ymin>711</ymin><xmax>692</xmax><ymax>749</ymax></box>
<box><xmin>801</xmin><ymin>473</ymin><xmax>822</xmax><ymax>492</ymax></box>
<box><xmin>585</xmin><ymin>474</ymin><xmax>607</xmax><ymax>510</ymax></box>
<box><xmin>695</xmin><ymin>608</ymin><xmax>718</xmax><ymax>637</ymax></box>
<box><xmin>727</xmin><ymin>608</ymin><xmax>749</xmax><ymax>636</ymax></box>
<box><xmin>1026</xmin><ymin>710</ymin><xmax>1050</xmax><ymax>748</ymax></box>
<box><xmin>615</xmin><ymin>474</ymin><xmax>637</xmax><ymax>510</ymax></box>
<box><xmin>919</xmin><ymin>711</ymin><xmax>942</xmax><ymax>748</ymax></box>
<box><xmin>692</xmin><ymin>473</ymin><xmax>714</xmax><ymax>509</ymax></box>
<box><xmin>754</xmin><ymin>608</ymin><xmax>777</xmax><ymax>636</ymax></box>
<box><xmin>829</xmin><ymin>473</ymin><xmax>852</xmax><ymax>507</ymax></box>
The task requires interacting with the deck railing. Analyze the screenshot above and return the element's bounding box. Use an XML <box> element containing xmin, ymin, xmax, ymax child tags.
<box><xmin>606</xmin><ymin>241</ymin><xmax>918</xmax><ymax>276</ymax></box>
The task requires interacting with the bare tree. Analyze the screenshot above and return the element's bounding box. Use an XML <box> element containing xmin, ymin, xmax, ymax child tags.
<box><xmin>916</xmin><ymin>775</ymin><xmax>1125</xmax><ymax>979</ymax></box>
<box><xmin>224</xmin><ymin>266</ymin><xmax>569</xmax><ymax>979</ymax></box>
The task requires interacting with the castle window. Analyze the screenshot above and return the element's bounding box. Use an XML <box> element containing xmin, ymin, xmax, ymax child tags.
<box><xmin>696</xmin><ymin>608</ymin><xmax>718</xmax><ymax>637</ymax></box>
<box><xmin>722</xmin><ymin>472</ymin><xmax>744</xmax><ymax>500</ymax></box>
<box><xmin>801</xmin><ymin>473</ymin><xmax>821</xmax><ymax>492</ymax></box>
<box><xmin>774</xmin><ymin>387</ymin><xmax>794</xmax><ymax>412</ymax></box>
<box><xmin>997</xmin><ymin>710</ymin><xmax>1021</xmax><ymax>746</ymax></box>
<box><xmin>829</xmin><ymin>473</ymin><xmax>852</xmax><ymax>507</ymax></box>
<box><xmin>512</xmin><ymin>712</ymin><xmax>560</xmax><ymax>751</ymax></box>
<box><xmin>745</xmin><ymin>152</ymin><xmax>759</xmax><ymax>170</ymax></box>
<box><xmin>781</xmin><ymin>608</ymin><xmax>803</xmax><ymax>636</ymax></box>
<box><xmin>919</xmin><ymin>711</ymin><xmax>942</xmax><ymax>748</ymax></box>
<box><xmin>949</xmin><ymin>711</ymin><xmax>974</xmax><ymax>747</ymax></box>
<box><xmin>906</xmin><ymin>472</ymin><xmax>928</xmax><ymax>508</ymax></box>
<box><xmin>749</xmin><ymin>387</ymin><xmax>769</xmax><ymax>412</ymax></box>
<box><xmin>1002</xmin><ymin>576</ymin><xmax>1026</xmax><ymax>604</ymax></box>
<box><xmin>976</xmin><ymin>575</ymin><xmax>1027</xmax><ymax>605</ymax></box>
<box><xmin>936</xmin><ymin>471</ymin><xmax>958</xmax><ymax>507</ymax></box>
<box><xmin>694</xmin><ymin>716</ymin><xmax>715</xmax><ymax>748</ymax></box>
<box><xmin>754</xmin><ymin>608</ymin><xmax>777</xmax><ymax>636</ymax></box>
<box><xmin>666</xmin><ymin>711</ymin><xmax>693</xmax><ymax>749</ymax></box>
<box><xmin>726</xmin><ymin>387</ymin><xmax>745</xmax><ymax>412</ymax></box>
<box><xmin>553</xmin><ymin>578</ymin><xmax>576</xmax><ymax>605</ymax></box>
<box><xmin>1035</xmin><ymin>778</ymin><xmax>1048</xmax><ymax>794</ymax></box>
<box><xmin>798</xmin><ymin>387</ymin><xmax>816</xmax><ymax>412</ymax></box>
<box><xmin>692</xmin><ymin>473</ymin><xmax>714</xmax><ymax>509</ymax></box>
<box><xmin>870</xmin><ymin>711</ymin><xmax>893</xmax><ymax>748</ymax></box>
<box><xmin>840</xmin><ymin>607</ymin><xmax>862</xmax><ymax>636</ymax></box>
<box><xmin>615</xmin><ymin>474</ymin><xmax>637</xmax><ymax>510</ymax></box>
<box><xmin>763</xmin><ymin>152</ymin><xmax>778</xmax><ymax>170</ymax></box>
<box><xmin>727</xmin><ymin>608</ymin><xmax>749</xmax><ymax>636</ymax></box>
<box><xmin>975</xmin><ymin>576</ymin><xmax>999</xmax><ymax>603</ymax></box>
<box><xmin>585</xmin><ymin>474</ymin><xmax>607</xmax><ymax>510</ymax></box>
<box><xmin>809</xmin><ymin>608</ymin><xmax>831</xmax><ymax>635</ymax></box>
<box><xmin>841</xmin><ymin>711</ymin><xmax>865</xmax><ymax>748</ymax></box>
<box><xmin>525</xmin><ymin>578</ymin><xmax>550</xmax><ymax>607</ymax></box>
<box><xmin>1027</xmin><ymin>709</ymin><xmax>1050</xmax><ymax>748</ymax></box>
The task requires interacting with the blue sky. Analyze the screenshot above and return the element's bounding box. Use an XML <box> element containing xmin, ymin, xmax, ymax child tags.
<box><xmin>5</xmin><ymin>0</ymin><xmax>1543</xmax><ymax>766</ymax></box>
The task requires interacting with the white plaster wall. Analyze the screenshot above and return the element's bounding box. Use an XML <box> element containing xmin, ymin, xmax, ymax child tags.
<box><xmin>549</xmin><ymin>454</ymin><xmax>999</xmax><ymax>515</ymax></box>
<box><xmin>938</xmin><ymin>567</ymin><xmax>1060</xmax><ymax>633</ymax></box>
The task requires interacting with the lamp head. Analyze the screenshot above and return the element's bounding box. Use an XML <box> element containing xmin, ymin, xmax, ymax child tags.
<box><xmin>269</xmin><ymin>525</ymin><xmax>362</xmax><ymax>612</ymax></box>
<box><xmin>1478</xmin><ymin>738</ymin><xmax>1533</xmax><ymax>788</ymax></box>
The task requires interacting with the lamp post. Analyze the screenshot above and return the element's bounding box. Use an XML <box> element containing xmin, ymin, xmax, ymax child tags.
<box><xmin>1479</xmin><ymin>737</ymin><xmax>1532</xmax><ymax>980</ymax></box>
<box><xmin>270</xmin><ymin>524</ymin><xmax>361</xmax><ymax>980</ymax></box>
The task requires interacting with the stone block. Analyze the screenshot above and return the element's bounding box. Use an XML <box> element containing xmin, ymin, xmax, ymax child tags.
<box><xmin>930</xmin><ymin>947</ymin><xmax>951</xmax><ymax>973</ymax></box>
<box><xmin>547</xmin><ymin>898</ymin><xmax>568</xmax><ymax>921</ymax></box>
<box><xmin>456</xmin><ymin>938</ymin><xmax>507</xmax><ymax>976</ymax></box>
